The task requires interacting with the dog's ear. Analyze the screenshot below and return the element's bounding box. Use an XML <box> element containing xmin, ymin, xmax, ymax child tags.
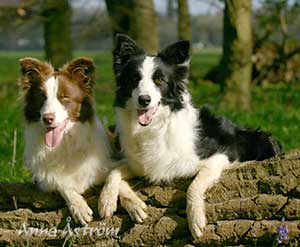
<box><xmin>158</xmin><ymin>40</ymin><xmax>190</xmax><ymax>65</ymax></box>
<box><xmin>65</xmin><ymin>57</ymin><xmax>95</xmax><ymax>94</ymax></box>
<box><xmin>19</xmin><ymin>57</ymin><xmax>53</xmax><ymax>91</ymax></box>
<box><xmin>113</xmin><ymin>34</ymin><xmax>145</xmax><ymax>77</ymax></box>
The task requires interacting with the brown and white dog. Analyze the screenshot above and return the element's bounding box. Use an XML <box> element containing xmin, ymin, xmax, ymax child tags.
<box><xmin>19</xmin><ymin>57</ymin><xmax>145</xmax><ymax>225</ymax></box>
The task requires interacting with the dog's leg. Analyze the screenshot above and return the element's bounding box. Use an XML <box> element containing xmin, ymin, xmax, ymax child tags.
<box><xmin>98</xmin><ymin>160</ymin><xmax>134</xmax><ymax>218</ymax></box>
<box><xmin>119</xmin><ymin>180</ymin><xmax>147</xmax><ymax>223</ymax></box>
<box><xmin>186</xmin><ymin>153</ymin><xmax>230</xmax><ymax>239</ymax></box>
<box><xmin>59</xmin><ymin>189</ymin><xmax>93</xmax><ymax>226</ymax></box>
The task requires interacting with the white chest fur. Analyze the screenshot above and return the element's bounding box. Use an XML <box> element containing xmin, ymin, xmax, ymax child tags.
<box><xmin>116</xmin><ymin>101</ymin><xmax>201</xmax><ymax>182</ymax></box>
<box><xmin>24</xmin><ymin>118</ymin><xmax>112</xmax><ymax>193</ymax></box>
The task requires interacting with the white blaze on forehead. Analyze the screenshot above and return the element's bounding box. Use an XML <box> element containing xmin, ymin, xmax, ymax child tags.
<box><xmin>139</xmin><ymin>56</ymin><xmax>156</xmax><ymax>81</ymax></box>
<box><xmin>44</xmin><ymin>76</ymin><xmax>59</xmax><ymax>100</ymax></box>
<box><xmin>41</xmin><ymin>76</ymin><xmax>68</xmax><ymax>124</ymax></box>
<box><xmin>134</xmin><ymin>56</ymin><xmax>161</xmax><ymax>107</ymax></box>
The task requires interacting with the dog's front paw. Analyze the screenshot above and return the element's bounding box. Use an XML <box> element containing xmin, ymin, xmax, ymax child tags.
<box><xmin>98</xmin><ymin>188</ymin><xmax>118</xmax><ymax>218</ymax></box>
<box><xmin>186</xmin><ymin>202</ymin><xmax>207</xmax><ymax>239</ymax></box>
<box><xmin>120</xmin><ymin>194</ymin><xmax>147</xmax><ymax>223</ymax></box>
<box><xmin>69</xmin><ymin>199</ymin><xmax>93</xmax><ymax>226</ymax></box>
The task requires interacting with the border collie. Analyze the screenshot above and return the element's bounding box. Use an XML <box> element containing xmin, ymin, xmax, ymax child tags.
<box><xmin>99</xmin><ymin>35</ymin><xmax>282</xmax><ymax>238</ymax></box>
<box><xmin>19</xmin><ymin>57</ymin><xmax>144</xmax><ymax>226</ymax></box>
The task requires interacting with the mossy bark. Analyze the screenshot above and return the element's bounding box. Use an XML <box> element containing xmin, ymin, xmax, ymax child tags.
<box><xmin>130</xmin><ymin>0</ymin><xmax>159</xmax><ymax>54</ymax></box>
<box><xmin>105</xmin><ymin>0</ymin><xmax>159</xmax><ymax>53</ymax></box>
<box><xmin>177</xmin><ymin>0</ymin><xmax>191</xmax><ymax>41</ymax></box>
<box><xmin>219</xmin><ymin>0</ymin><xmax>253</xmax><ymax>110</ymax></box>
<box><xmin>105</xmin><ymin>0</ymin><xmax>133</xmax><ymax>38</ymax></box>
<box><xmin>42</xmin><ymin>0</ymin><xmax>72</xmax><ymax>69</ymax></box>
<box><xmin>1</xmin><ymin>150</ymin><xmax>300</xmax><ymax>246</ymax></box>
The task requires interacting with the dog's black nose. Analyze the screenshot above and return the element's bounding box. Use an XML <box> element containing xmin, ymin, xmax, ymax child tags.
<box><xmin>138</xmin><ymin>95</ymin><xmax>151</xmax><ymax>107</ymax></box>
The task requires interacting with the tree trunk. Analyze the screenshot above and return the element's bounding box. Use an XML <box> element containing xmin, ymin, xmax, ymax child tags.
<box><xmin>105</xmin><ymin>0</ymin><xmax>133</xmax><ymax>38</ymax></box>
<box><xmin>105</xmin><ymin>0</ymin><xmax>159</xmax><ymax>53</ymax></box>
<box><xmin>130</xmin><ymin>0</ymin><xmax>159</xmax><ymax>53</ymax></box>
<box><xmin>42</xmin><ymin>0</ymin><xmax>72</xmax><ymax>69</ymax></box>
<box><xmin>177</xmin><ymin>0</ymin><xmax>191</xmax><ymax>41</ymax></box>
<box><xmin>219</xmin><ymin>0</ymin><xmax>253</xmax><ymax>110</ymax></box>
<box><xmin>167</xmin><ymin>0</ymin><xmax>176</xmax><ymax>18</ymax></box>
<box><xmin>1</xmin><ymin>150</ymin><xmax>300</xmax><ymax>246</ymax></box>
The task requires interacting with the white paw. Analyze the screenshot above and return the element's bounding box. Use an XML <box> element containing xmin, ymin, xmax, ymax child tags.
<box><xmin>98</xmin><ymin>188</ymin><xmax>118</xmax><ymax>218</ymax></box>
<box><xmin>68</xmin><ymin>199</ymin><xmax>93</xmax><ymax>226</ymax></box>
<box><xmin>186</xmin><ymin>203</ymin><xmax>207</xmax><ymax>239</ymax></box>
<box><xmin>120</xmin><ymin>195</ymin><xmax>147</xmax><ymax>223</ymax></box>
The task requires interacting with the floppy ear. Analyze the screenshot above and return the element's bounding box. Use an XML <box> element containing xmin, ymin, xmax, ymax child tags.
<box><xmin>66</xmin><ymin>57</ymin><xmax>95</xmax><ymax>94</ymax></box>
<box><xmin>158</xmin><ymin>40</ymin><xmax>190</xmax><ymax>65</ymax></box>
<box><xmin>19</xmin><ymin>57</ymin><xmax>53</xmax><ymax>91</ymax></box>
<box><xmin>113</xmin><ymin>34</ymin><xmax>145</xmax><ymax>77</ymax></box>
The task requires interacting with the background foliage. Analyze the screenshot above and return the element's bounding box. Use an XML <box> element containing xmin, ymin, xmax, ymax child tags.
<box><xmin>0</xmin><ymin>0</ymin><xmax>299</xmax><ymax>183</ymax></box>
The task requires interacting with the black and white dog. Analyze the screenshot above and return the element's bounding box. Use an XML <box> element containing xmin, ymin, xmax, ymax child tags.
<box><xmin>99</xmin><ymin>34</ymin><xmax>282</xmax><ymax>238</ymax></box>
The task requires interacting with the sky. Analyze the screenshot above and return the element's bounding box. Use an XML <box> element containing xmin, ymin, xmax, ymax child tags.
<box><xmin>154</xmin><ymin>0</ymin><xmax>262</xmax><ymax>15</ymax></box>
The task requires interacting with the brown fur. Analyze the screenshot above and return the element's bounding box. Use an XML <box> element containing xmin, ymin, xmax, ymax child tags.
<box><xmin>19</xmin><ymin>57</ymin><xmax>96</xmax><ymax>123</ymax></box>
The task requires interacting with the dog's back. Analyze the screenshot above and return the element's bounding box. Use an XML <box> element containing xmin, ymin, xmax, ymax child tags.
<box><xmin>197</xmin><ymin>106</ymin><xmax>282</xmax><ymax>162</ymax></box>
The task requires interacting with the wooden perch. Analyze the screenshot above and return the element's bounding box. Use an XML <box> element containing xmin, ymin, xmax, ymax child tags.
<box><xmin>0</xmin><ymin>150</ymin><xmax>300</xmax><ymax>246</ymax></box>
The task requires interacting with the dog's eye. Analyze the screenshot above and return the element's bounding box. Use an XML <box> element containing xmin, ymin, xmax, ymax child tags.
<box><xmin>24</xmin><ymin>69</ymin><xmax>39</xmax><ymax>78</ymax></box>
<box><xmin>154</xmin><ymin>78</ymin><xmax>163</xmax><ymax>86</ymax></box>
<box><xmin>60</xmin><ymin>96</ymin><xmax>71</xmax><ymax>104</ymax></box>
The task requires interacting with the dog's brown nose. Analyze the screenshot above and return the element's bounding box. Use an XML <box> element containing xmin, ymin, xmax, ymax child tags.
<box><xmin>42</xmin><ymin>113</ymin><xmax>55</xmax><ymax>125</ymax></box>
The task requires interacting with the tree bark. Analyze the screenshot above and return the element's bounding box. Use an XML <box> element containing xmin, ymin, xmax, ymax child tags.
<box><xmin>42</xmin><ymin>0</ymin><xmax>72</xmax><ymax>69</ymax></box>
<box><xmin>167</xmin><ymin>0</ymin><xmax>176</xmax><ymax>18</ymax></box>
<box><xmin>219</xmin><ymin>0</ymin><xmax>253</xmax><ymax>110</ymax></box>
<box><xmin>177</xmin><ymin>0</ymin><xmax>191</xmax><ymax>41</ymax></box>
<box><xmin>105</xmin><ymin>0</ymin><xmax>159</xmax><ymax>53</ymax></box>
<box><xmin>105</xmin><ymin>0</ymin><xmax>133</xmax><ymax>38</ymax></box>
<box><xmin>1</xmin><ymin>150</ymin><xmax>300</xmax><ymax>246</ymax></box>
<box><xmin>130</xmin><ymin>0</ymin><xmax>159</xmax><ymax>53</ymax></box>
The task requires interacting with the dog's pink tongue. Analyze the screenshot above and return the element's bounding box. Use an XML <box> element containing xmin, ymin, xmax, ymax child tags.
<box><xmin>137</xmin><ymin>107</ymin><xmax>156</xmax><ymax>126</ymax></box>
<box><xmin>45</xmin><ymin>127</ymin><xmax>63</xmax><ymax>148</ymax></box>
<box><xmin>44</xmin><ymin>120</ymin><xmax>68</xmax><ymax>148</ymax></box>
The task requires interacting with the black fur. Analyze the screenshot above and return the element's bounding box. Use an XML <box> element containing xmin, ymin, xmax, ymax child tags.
<box><xmin>114</xmin><ymin>55</ymin><xmax>146</xmax><ymax>108</ymax></box>
<box><xmin>112</xmin><ymin>34</ymin><xmax>190</xmax><ymax>111</ymax></box>
<box><xmin>113</xmin><ymin>34</ymin><xmax>145</xmax><ymax>80</ymax></box>
<box><xmin>113</xmin><ymin>34</ymin><xmax>282</xmax><ymax>162</ymax></box>
<box><xmin>197</xmin><ymin>106</ymin><xmax>282</xmax><ymax>161</ymax></box>
<box><xmin>151</xmin><ymin>61</ymin><xmax>188</xmax><ymax>111</ymax></box>
<box><xmin>157</xmin><ymin>40</ymin><xmax>190</xmax><ymax>65</ymax></box>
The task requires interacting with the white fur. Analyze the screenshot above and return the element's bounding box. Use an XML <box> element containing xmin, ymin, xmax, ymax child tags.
<box><xmin>132</xmin><ymin>57</ymin><xmax>161</xmax><ymax>109</ymax></box>
<box><xmin>100</xmin><ymin>55</ymin><xmax>232</xmax><ymax>238</ymax></box>
<box><xmin>24</xmin><ymin>118</ymin><xmax>112</xmax><ymax>192</ymax></box>
<box><xmin>24</xmin><ymin>77</ymin><xmax>113</xmax><ymax>225</ymax></box>
<box><xmin>116</xmin><ymin>92</ymin><xmax>202</xmax><ymax>182</ymax></box>
<box><xmin>98</xmin><ymin>163</ymin><xmax>147</xmax><ymax>224</ymax></box>
<box><xmin>186</xmin><ymin>154</ymin><xmax>230</xmax><ymax>238</ymax></box>
<box><xmin>114</xmin><ymin>92</ymin><xmax>231</xmax><ymax>237</ymax></box>
<box><xmin>25</xmin><ymin>74</ymin><xmax>147</xmax><ymax>225</ymax></box>
<box><xmin>41</xmin><ymin>77</ymin><xmax>68</xmax><ymax>126</ymax></box>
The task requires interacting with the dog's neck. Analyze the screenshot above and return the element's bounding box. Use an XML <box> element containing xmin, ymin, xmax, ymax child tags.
<box><xmin>116</xmin><ymin>93</ymin><xmax>201</xmax><ymax>181</ymax></box>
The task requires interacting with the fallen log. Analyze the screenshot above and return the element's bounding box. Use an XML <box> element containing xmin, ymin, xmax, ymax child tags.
<box><xmin>0</xmin><ymin>150</ymin><xmax>300</xmax><ymax>246</ymax></box>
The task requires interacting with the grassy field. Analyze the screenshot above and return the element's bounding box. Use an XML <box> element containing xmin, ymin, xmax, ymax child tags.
<box><xmin>0</xmin><ymin>49</ymin><xmax>299</xmax><ymax>183</ymax></box>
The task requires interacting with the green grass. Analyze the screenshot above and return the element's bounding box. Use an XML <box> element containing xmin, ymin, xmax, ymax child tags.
<box><xmin>0</xmin><ymin>50</ymin><xmax>299</xmax><ymax>183</ymax></box>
